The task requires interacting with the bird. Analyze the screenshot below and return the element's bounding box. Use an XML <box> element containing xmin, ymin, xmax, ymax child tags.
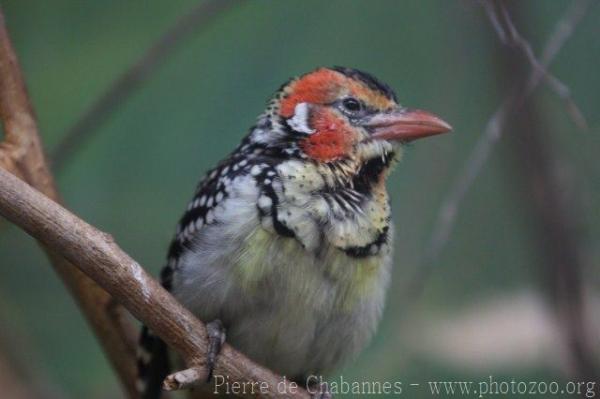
<box><xmin>137</xmin><ymin>66</ymin><xmax>451</xmax><ymax>398</ymax></box>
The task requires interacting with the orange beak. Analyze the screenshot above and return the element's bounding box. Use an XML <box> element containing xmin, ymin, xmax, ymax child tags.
<box><xmin>365</xmin><ymin>108</ymin><xmax>452</xmax><ymax>142</ymax></box>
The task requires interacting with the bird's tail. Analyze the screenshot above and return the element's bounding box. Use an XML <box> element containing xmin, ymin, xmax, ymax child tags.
<box><xmin>137</xmin><ymin>325</ymin><xmax>170</xmax><ymax>399</ymax></box>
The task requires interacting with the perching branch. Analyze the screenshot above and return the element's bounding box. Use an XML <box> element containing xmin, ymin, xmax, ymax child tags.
<box><xmin>0</xmin><ymin>8</ymin><xmax>307</xmax><ymax>397</ymax></box>
<box><xmin>50</xmin><ymin>0</ymin><xmax>241</xmax><ymax>171</ymax></box>
<box><xmin>421</xmin><ymin>0</ymin><xmax>593</xmax><ymax>270</ymax></box>
<box><xmin>0</xmin><ymin>9</ymin><xmax>141</xmax><ymax>398</ymax></box>
<box><xmin>0</xmin><ymin>167</ymin><xmax>310</xmax><ymax>398</ymax></box>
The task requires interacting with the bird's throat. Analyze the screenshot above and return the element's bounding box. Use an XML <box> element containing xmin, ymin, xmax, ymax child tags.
<box><xmin>352</xmin><ymin>149</ymin><xmax>396</xmax><ymax>194</ymax></box>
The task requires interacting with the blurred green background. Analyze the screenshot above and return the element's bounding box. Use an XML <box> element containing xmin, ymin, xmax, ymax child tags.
<box><xmin>1</xmin><ymin>0</ymin><xmax>599</xmax><ymax>398</ymax></box>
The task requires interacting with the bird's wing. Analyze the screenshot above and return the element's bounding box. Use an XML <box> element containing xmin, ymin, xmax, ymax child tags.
<box><xmin>136</xmin><ymin>151</ymin><xmax>259</xmax><ymax>399</ymax></box>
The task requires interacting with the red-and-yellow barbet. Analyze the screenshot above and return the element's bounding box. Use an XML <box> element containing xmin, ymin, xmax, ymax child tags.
<box><xmin>137</xmin><ymin>67</ymin><xmax>451</xmax><ymax>398</ymax></box>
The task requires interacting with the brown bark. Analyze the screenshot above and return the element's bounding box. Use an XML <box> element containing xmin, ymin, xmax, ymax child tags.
<box><xmin>0</xmin><ymin>10</ymin><xmax>142</xmax><ymax>398</ymax></box>
<box><xmin>0</xmin><ymin>166</ymin><xmax>310</xmax><ymax>398</ymax></box>
<box><xmin>0</xmin><ymin>7</ymin><xmax>308</xmax><ymax>398</ymax></box>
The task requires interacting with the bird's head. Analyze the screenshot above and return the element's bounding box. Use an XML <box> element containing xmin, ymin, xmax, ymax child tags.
<box><xmin>249</xmin><ymin>67</ymin><xmax>451</xmax><ymax>190</ymax></box>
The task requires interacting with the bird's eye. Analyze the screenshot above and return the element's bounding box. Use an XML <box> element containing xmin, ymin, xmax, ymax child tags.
<box><xmin>342</xmin><ymin>98</ymin><xmax>362</xmax><ymax>113</ymax></box>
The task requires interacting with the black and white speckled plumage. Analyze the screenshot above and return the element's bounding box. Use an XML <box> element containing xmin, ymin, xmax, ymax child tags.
<box><xmin>137</xmin><ymin>67</ymin><xmax>407</xmax><ymax>399</ymax></box>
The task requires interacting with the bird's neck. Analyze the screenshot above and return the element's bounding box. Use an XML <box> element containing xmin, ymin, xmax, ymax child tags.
<box><xmin>273</xmin><ymin>157</ymin><xmax>393</xmax><ymax>257</ymax></box>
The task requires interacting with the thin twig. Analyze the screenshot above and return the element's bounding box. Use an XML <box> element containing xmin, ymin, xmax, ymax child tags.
<box><xmin>0</xmin><ymin>167</ymin><xmax>310</xmax><ymax>399</ymax></box>
<box><xmin>0</xmin><ymin>10</ymin><xmax>139</xmax><ymax>398</ymax></box>
<box><xmin>163</xmin><ymin>367</ymin><xmax>207</xmax><ymax>391</ymax></box>
<box><xmin>420</xmin><ymin>0</ymin><xmax>593</xmax><ymax>272</ymax></box>
<box><xmin>481</xmin><ymin>0</ymin><xmax>588</xmax><ymax>130</ymax></box>
<box><xmin>50</xmin><ymin>0</ymin><xmax>241</xmax><ymax>171</ymax></box>
<box><xmin>498</xmin><ymin>0</ymin><xmax>598</xmax><ymax>382</ymax></box>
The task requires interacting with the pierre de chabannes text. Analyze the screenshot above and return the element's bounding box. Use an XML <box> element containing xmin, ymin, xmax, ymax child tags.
<box><xmin>213</xmin><ymin>374</ymin><xmax>597</xmax><ymax>397</ymax></box>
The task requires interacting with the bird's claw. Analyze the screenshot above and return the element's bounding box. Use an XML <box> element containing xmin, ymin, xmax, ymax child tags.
<box><xmin>205</xmin><ymin>319</ymin><xmax>226</xmax><ymax>382</ymax></box>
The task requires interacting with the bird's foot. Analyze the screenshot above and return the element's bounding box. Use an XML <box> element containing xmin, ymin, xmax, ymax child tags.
<box><xmin>309</xmin><ymin>381</ymin><xmax>332</xmax><ymax>399</ymax></box>
<box><xmin>205</xmin><ymin>319</ymin><xmax>226</xmax><ymax>382</ymax></box>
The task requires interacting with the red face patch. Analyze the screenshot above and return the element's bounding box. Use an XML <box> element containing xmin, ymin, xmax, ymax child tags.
<box><xmin>280</xmin><ymin>68</ymin><xmax>396</xmax><ymax>119</ymax></box>
<box><xmin>282</xmin><ymin>68</ymin><xmax>396</xmax><ymax>162</ymax></box>
<box><xmin>279</xmin><ymin>69</ymin><xmax>343</xmax><ymax>118</ymax></box>
<box><xmin>299</xmin><ymin>108</ymin><xmax>357</xmax><ymax>162</ymax></box>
